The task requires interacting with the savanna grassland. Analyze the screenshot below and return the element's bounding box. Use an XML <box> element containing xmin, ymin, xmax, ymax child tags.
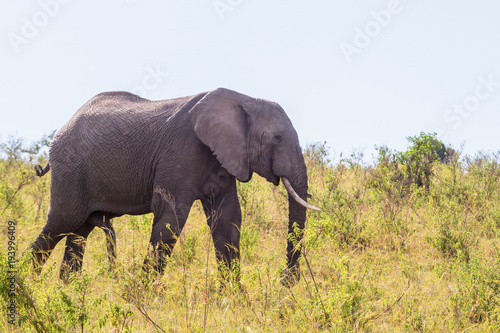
<box><xmin>1</xmin><ymin>133</ymin><xmax>500</xmax><ymax>332</ymax></box>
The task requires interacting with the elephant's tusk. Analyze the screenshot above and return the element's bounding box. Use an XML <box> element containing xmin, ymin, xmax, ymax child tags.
<box><xmin>282</xmin><ymin>178</ymin><xmax>321</xmax><ymax>212</ymax></box>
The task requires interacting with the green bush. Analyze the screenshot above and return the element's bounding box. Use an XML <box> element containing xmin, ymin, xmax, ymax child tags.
<box><xmin>372</xmin><ymin>132</ymin><xmax>448</xmax><ymax>192</ymax></box>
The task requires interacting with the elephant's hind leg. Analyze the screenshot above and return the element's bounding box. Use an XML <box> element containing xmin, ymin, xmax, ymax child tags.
<box><xmin>86</xmin><ymin>213</ymin><xmax>117</xmax><ymax>266</ymax></box>
<box><xmin>103</xmin><ymin>219</ymin><xmax>117</xmax><ymax>266</ymax></box>
<box><xmin>31</xmin><ymin>232</ymin><xmax>65</xmax><ymax>274</ymax></box>
<box><xmin>60</xmin><ymin>223</ymin><xmax>95</xmax><ymax>281</ymax></box>
<box><xmin>31</xmin><ymin>211</ymin><xmax>84</xmax><ymax>273</ymax></box>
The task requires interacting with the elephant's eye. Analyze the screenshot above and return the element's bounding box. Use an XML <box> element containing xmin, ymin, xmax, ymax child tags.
<box><xmin>274</xmin><ymin>135</ymin><xmax>282</xmax><ymax>143</ymax></box>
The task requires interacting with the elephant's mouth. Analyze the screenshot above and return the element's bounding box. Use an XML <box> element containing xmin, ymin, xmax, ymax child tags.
<box><xmin>262</xmin><ymin>173</ymin><xmax>280</xmax><ymax>186</ymax></box>
<box><xmin>270</xmin><ymin>175</ymin><xmax>280</xmax><ymax>186</ymax></box>
<box><xmin>268</xmin><ymin>158</ymin><xmax>281</xmax><ymax>186</ymax></box>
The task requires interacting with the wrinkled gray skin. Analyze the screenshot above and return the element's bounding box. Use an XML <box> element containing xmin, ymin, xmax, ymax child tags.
<box><xmin>30</xmin><ymin>88</ymin><xmax>314</xmax><ymax>286</ymax></box>
<box><xmin>36</xmin><ymin>158</ymin><xmax>117</xmax><ymax>272</ymax></box>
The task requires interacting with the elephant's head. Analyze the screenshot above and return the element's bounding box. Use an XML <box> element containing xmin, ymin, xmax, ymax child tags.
<box><xmin>189</xmin><ymin>88</ymin><xmax>320</xmax><ymax>286</ymax></box>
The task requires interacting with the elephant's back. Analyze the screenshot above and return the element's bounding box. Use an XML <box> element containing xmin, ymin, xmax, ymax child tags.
<box><xmin>45</xmin><ymin>91</ymin><xmax>202</xmax><ymax>210</ymax></box>
<box><xmin>45</xmin><ymin>92</ymin><xmax>160</xmax><ymax>209</ymax></box>
<box><xmin>49</xmin><ymin>91</ymin><xmax>205</xmax><ymax>157</ymax></box>
<box><xmin>49</xmin><ymin>92</ymin><xmax>154</xmax><ymax>162</ymax></box>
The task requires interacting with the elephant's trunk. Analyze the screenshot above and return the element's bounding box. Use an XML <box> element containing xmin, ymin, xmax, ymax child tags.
<box><xmin>280</xmin><ymin>172</ymin><xmax>318</xmax><ymax>287</ymax></box>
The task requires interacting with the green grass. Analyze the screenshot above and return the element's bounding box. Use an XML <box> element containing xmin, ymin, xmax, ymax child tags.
<box><xmin>1</xmin><ymin>139</ymin><xmax>500</xmax><ymax>332</ymax></box>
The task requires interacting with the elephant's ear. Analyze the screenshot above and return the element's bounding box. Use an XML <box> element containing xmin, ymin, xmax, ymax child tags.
<box><xmin>189</xmin><ymin>88</ymin><xmax>252</xmax><ymax>182</ymax></box>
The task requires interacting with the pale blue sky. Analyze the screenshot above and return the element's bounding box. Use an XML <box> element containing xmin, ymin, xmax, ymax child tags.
<box><xmin>1</xmin><ymin>0</ymin><xmax>499</xmax><ymax>162</ymax></box>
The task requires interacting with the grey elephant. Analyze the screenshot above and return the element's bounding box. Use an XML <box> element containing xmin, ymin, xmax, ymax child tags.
<box><xmin>30</xmin><ymin>88</ymin><xmax>319</xmax><ymax>286</ymax></box>
<box><xmin>35</xmin><ymin>164</ymin><xmax>117</xmax><ymax>270</ymax></box>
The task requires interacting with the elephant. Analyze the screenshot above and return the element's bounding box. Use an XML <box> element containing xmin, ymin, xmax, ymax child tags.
<box><xmin>35</xmin><ymin>166</ymin><xmax>117</xmax><ymax>274</ymax></box>
<box><xmin>29</xmin><ymin>87</ymin><xmax>320</xmax><ymax>286</ymax></box>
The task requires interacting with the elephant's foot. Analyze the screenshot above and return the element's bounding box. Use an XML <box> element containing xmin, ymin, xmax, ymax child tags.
<box><xmin>31</xmin><ymin>251</ymin><xmax>46</xmax><ymax>275</ymax></box>
<box><xmin>280</xmin><ymin>265</ymin><xmax>300</xmax><ymax>288</ymax></box>
<box><xmin>30</xmin><ymin>244</ymin><xmax>54</xmax><ymax>275</ymax></box>
<box><xmin>142</xmin><ymin>256</ymin><xmax>166</xmax><ymax>277</ymax></box>
<box><xmin>59</xmin><ymin>265</ymin><xmax>71</xmax><ymax>284</ymax></box>
<box><xmin>59</xmin><ymin>258</ymin><xmax>83</xmax><ymax>283</ymax></box>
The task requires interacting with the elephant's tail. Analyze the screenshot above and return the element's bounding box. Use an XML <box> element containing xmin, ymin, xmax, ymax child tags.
<box><xmin>35</xmin><ymin>163</ymin><xmax>50</xmax><ymax>177</ymax></box>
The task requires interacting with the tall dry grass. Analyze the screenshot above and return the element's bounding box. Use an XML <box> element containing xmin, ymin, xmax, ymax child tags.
<box><xmin>1</xmin><ymin>137</ymin><xmax>500</xmax><ymax>332</ymax></box>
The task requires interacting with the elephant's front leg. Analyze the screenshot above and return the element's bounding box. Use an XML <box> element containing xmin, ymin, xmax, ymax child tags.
<box><xmin>143</xmin><ymin>196</ymin><xmax>191</xmax><ymax>275</ymax></box>
<box><xmin>202</xmin><ymin>178</ymin><xmax>242</xmax><ymax>285</ymax></box>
